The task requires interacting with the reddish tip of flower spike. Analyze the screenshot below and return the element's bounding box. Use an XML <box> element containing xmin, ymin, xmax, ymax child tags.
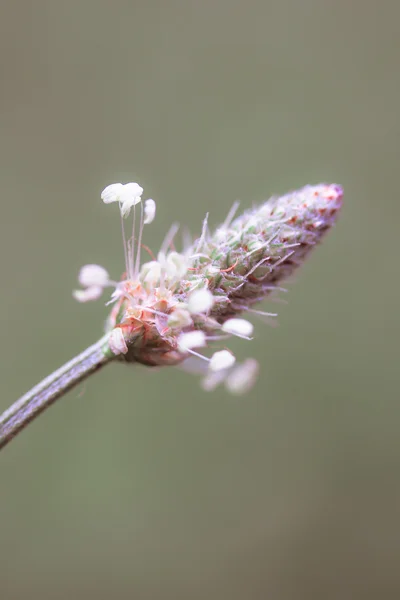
<box><xmin>297</xmin><ymin>183</ymin><xmax>343</xmax><ymax>229</ymax></box>
<box><xmin>307</xmin><ymin>183</ymin><xmax>343</xmax><ymax>204</ymax></box>
<box><xmin>318</xmin><ymin>183</ymin><xmax>343</xmax><ymax>204</ymax></box>
<box><xmin>315</xmin><ymin>183</ymin><xmax>343</xmax><ymax>220</ymax></box>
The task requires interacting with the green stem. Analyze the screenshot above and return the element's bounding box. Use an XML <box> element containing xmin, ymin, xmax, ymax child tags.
<box><xmin>0</xmin><ymin>333</ymin><xmax>116</xmax><ymax>451</ymax></box>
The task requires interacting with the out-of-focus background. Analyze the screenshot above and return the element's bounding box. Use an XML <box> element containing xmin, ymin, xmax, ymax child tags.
<box><xmin>0</xmin><ymin>1</ymin><xmax>398</xmax><ymax>598</ymax></box>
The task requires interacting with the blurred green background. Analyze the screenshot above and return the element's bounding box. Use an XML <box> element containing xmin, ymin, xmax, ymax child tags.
<box><xmin>0</xmin><ymin>1</ymin><xmax>399</xmax><ymax>598</ymax></box>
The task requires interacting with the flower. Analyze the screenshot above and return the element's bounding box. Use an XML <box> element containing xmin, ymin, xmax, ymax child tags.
<box><xmin>75</xmin><ymin>181</ymin><xmax>343</xmax><ymax>393</ymax></box>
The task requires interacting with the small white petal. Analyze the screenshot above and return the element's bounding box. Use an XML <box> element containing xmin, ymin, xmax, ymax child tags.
<box><xmin>101</xmin><ymin>183</ymin><xmax>124</xmax><ymax>204</ymax></box>
<box><xmin>144</xmin><ymin>198</ymin><xmax>156</xmax><ymax>224</ymax></box>
<box><xmin>109</xmin><ymin>328</ymin><xmax>128</xmax><ymax>355</ymax></box>
<box><xmin>209</xmin><ymin>350</ymin><xmax>236</xmax><ymax>372</ymax></box>
<box><xmin>178</xmin><ymin>330</ymin><xmax>206</xmax><ymax>352</ymax></box>
<box><xmin>188</xmin><ymin>289</ymin><xmax>214</xmax><ymax>314</ymax></box>
<box><xmin>73</xmin><ymin>286</ymin><xmax>103</xmax><ymax>303</ymax></box>
<box><xmin>225</xmin><ymin>359</ymin><xmax>259</xmax><ymax>394</ymax></box>
<box><xmin>221</xmin><ymin>318</ymin><xmax>254</xmax><ymax>338</ymax></box>
<box><xmin>78</xmin><ymin>264</ymin><xmax>109</xmax><ymax>288</ymax></box>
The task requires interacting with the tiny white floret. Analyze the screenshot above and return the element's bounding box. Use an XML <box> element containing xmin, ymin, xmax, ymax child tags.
<box><xmin>144</xmin><ymin>199</ymin><xmax>156</xmax><ymax>224</ymax></box>
<box><xmin>225</xmin><ymin>359</ymin><xmax>259</xmax><ymax>394</ymax></box>
<box><xmin>178</xmin><ymin>331</ymin><xmax>206</xmax><ymax>352</ymax></box>
<box><xmin>209</xmin><ymin>350</ymin><xmax>236</xmax><ymax>372</ymax></box>
<box><xmin>73</xmin><ymin>286</ymin><xmax>103</xmax><ymax>303</ymax></box>
<box><xmin>109</xmin><ymin>327</ymin><xmax>128</xmax><ymax>356</ymax></box>
<box><xmin>78</xmin><ymin>264</ymin><xmax>109</xmax><ymax>288</ymax></box>
<box><xmin>221</xmin><ymin>318</ymin><xmax>254</xmax><ymax>338</ymax></box>
<box><xmin>188</xmin><ymin>289</ymin><xmax>214</xmax><ymax>314</ymax></box>
<box><xmin>201</xmin><ymin>369</ymin><xmax>227</xmax><ymax>392</ymax></box>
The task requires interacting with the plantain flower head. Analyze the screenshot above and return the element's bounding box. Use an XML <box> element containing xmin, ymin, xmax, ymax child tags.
<box><xmin>74</xmin><ymin>181</ymin><xmax>343</xmax><ymax>393</ymax></box>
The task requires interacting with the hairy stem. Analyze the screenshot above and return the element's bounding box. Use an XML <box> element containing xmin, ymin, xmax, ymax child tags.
<box><xmin>0</xmin><ymin>333</ymin><xmax>115</xmax><ymax>451</ymax></box>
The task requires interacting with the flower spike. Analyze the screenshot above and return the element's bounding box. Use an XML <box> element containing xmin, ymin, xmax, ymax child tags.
<box><xmin>75</xmin><ymin>181</ymin><xmax>343</xmax><ymax>393</ymax></box>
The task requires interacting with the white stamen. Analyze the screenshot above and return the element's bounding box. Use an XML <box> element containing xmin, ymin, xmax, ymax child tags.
<box><xmin>179</xmin><ymin>356</ymin><xmax>209</xmax><ymax>375</ymax></box>
<box><xmin>101</xmin><ymin>183</ymin><xmax>124</xmax><ymax>204</ymax></box>
<box><xmin>178</xmin><ymin>331</ymin><xmax>206</xmax><ymax>352</ymax></box>
<box><xmin>133</xmin><ymin>200</ymin><xmax>143</xmax><ymax>277</ymax></box>
<box><xmin>109</xmin><ymin>328</ymin><xmax>128</xmax><ymax>355</ymax></box>
<box><xmin>188</xmin><ymin>289</ymin><xmax>214</xmax><ymax>314</ymax></box>
<box><xmin>201</xmin><ymin>369</ymin><xmax>228</xmax><ymax>392</ymax></box>
<box><xmin>249</xmin><ymin>308</ymin><xmax>277</xmax><ymax>318</ymax></box>
<box><xmin>101</xmin><ymin>182</ymin><xmax>143</xmax><ymax>218</ymax></box>
<box><xmin>78</xmin><ymin>264</ymin><xmax>109</xmax><ymax>288</ymax></box>
<box><xmin>119</xmin><ymin>182</ymin><xmax>143</xmax><ymax>218</ymax></box>
<box><xmin>144</xmin><ymin>199</ymin><xmax>156</xmax><ymax>224</ymax></box>
<box><xmin>209</xmin><ymin>350</ymin><xmax>236</xmax><ymax>372</ymax></box>
<box><xmin>225</xmin><ymin>359</ymin><xmax>259</xmax><ymax>394</ymax></box>
<box><xmin>233</xmin><ymin>307</ymin><xmax>278</xmax><ymax>327</ymax></box>
<box><xmin>221</xmin><ymin>318</ymin><xmax>254</xmax><ymax>338</ymax></box>
<box><xmin>235</xmin><ymin>306</ymin><xmax>278</xmax><ymax>318</ymax></box>
<box><xmin>73</xmin><ymin>286</ymin><xmax>103</xmax><ymax>303</ymax></box>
